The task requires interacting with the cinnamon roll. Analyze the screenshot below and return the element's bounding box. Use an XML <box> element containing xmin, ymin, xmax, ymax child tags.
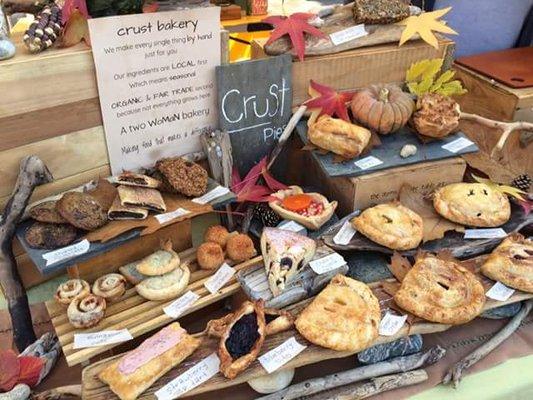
<box><xmin>93</xmin><ymin>273</ymin><xmax>127</xmax><ymax>302</ymax></box>
<box><xmin>68</xmin><ymin>294</ymin><xmax>107</xmax><ymax>329</ymax></box>
<box><xmin>55</xmin><ymin>279</ymin><xmax>91</xmax><ymax>306</ymax></box>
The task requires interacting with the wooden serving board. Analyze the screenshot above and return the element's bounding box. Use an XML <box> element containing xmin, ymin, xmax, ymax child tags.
<box><xmin>45</xmin><ymin>248</ymin><xmax>263</xmax><ymax>367</ymax></box>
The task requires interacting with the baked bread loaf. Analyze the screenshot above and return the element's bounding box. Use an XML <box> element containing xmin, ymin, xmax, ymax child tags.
<box><xmin>433</xmin><ymin>183</ymin><xmax>511</xmax><ymax>227</ymax></box>
<box><xmin>226</xmin><ymin>233</ymin><xmax>257</xmax><ymax>263</ymax></box>
<box><xmin>481</xmin><ymin>234</ymin><xmax>533</xmax><ymax>293</ymax></box>
<box><xmin>136</xmin><ymin>240</ymin><xmax>180</xmax><ymax>276</ymax></box>
<box><xmin>55</xmin><ymin>279</ymin><xmax>90</xmax><ymax>306</ymax></box>
<box><xmin>295</xmin><ymin>275</ymin><xmax>380</xmax><ymax>352</ymax></box>
<box><xmin>92</xmin><ymin>273</ymin><xmax>127</xmax><ymax>302</ymax></box>
<box><xmin>25</xmin><ymin>221</ymin><xmax>77</xmax><ymax>249</ymax></box>
<box><xmin>308</xmin><ymin>116</ymin><xmax>371</xmax><ymax>159</ymax></box>
<box><xmin>351</xmin><ymin>202</ymin><xmax>423</xmax><ymax>250</ymax></box>
<box><xmin>197</xmin><ymin>242</ymin><xmax>225</xmax><ymax>270</ymax></box>
<box><xmin>28</xmin><ymin>200</ymin><xmax>67</xmax><ymax>224</ymax></box>
<box><xmin>67</xmin><ymin>294</ymin><xmax>106</xmax><ymax>329</ymax></box>
<box><xmin>57</xmin><ymin>191</ymin><xmax>108</xmax><ymax>231</ymax></box>
<box><xmin>394</xmin><ymin>253</ymin><xmax>485</xmax><ymax>324</ymax></box>
<box><xmin>135</xmin><ymin>263</ymin><xmax>190</xmax><ymax>301</ymax></box>
<box><xmin>156</xmin><ymin>157</ymin><xmax>208</xmax><ymax>197</ymax></box>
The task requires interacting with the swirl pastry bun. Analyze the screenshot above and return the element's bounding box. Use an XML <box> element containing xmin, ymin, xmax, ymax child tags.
<box><xmin>93</xmin><ymin>273</ymin><xmax>127</xmax><ymax>302</ymax></box>
<box><xmin>55</xmin><ymin>279</ymin><xmax>91</xmax><ymax>306</ymax></box>
<box><xmin>68</xmin><ymin>294</ymin><xmax>107</xmax><ymax>329</ymax></box>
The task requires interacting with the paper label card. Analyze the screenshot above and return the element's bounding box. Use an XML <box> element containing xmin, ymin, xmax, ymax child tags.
<box><xmin>486</xmin><ymin>281</ymin><xmax>515</xmax><ymax>302</ymax></box>
<box><xmin>163</xmin><ymin>290</ymin><xmax>200</xmax><ymax>319</ymax></box>
<box><xmin>88</xmin><ymin>8</ymin><xmax>221</xmax><ymax>174</ymax></box>
<box><xmin>155</xmin><ymin>207</ymin><xmax>190</xmax><ymax>224</ymax></box>
<box><xmin>379</xmin><ymin>313</ymin><xmax>407</xmax><ymax>336</ymax></box>
<box><xmin>204</xmin><ymin>263</ymin><xmax>235</xmax><ymax>294</ymax></box>
<box><xmin>155</xmin><ymin>353</ymin><xmax>220</xmax><ymax>400</ymax></box>
<box><xmin>329</xmin><ymin>24</ymin><xmax>368</xmax><ymax>46</ymax></box>
<box><xmin>309</xmin><ymin>252</ymin><xmax>346</xmax><ymax>275</ymax></box>
<box><xmin>442</xmin><ymin>137</ymin><xmax>475</xmax><ymax>153</ymax></box>
<box><xmin>464</xmin><ymin>228</ymin><xmax>507</xmax><ymax>239</ymax></box>
<box><xmin>73</xmin><ymin>329</ymin><xmax>133</xmax><ymax>349</ymax></box>
<box><xmin>258</xmin><ymin>337</ymin><xmax>306</xmax><ymax>374</ymax></box>
<box><xmin>43</xmin><ymin>239</ymin><xmax>90</xmax><ymax>266</ymax></box>
<box><xmin>333</xmin><ymin>221</ymin><xmax>357</xmax><ymax>245</ymax></box>
<box><xmin>278</xmin><ymin>220</ymin><xmax>306</xmax><ymax>234</ymax></box>
<box><xmin>354</xmin><ymin>156</ymin><xmax>383</xmax><ymax>170</ymax></box>
<box><xmin>192</xmin><ymin>186</ymin><xmax>230</xmax><ymax>204</ymax></box>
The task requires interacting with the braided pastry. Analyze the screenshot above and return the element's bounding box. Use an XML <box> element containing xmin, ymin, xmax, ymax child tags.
<box><xmin>55</xmin><ymin>279</ymin><xmax>90</xmax><ymax>306</ymax></box>
<box><xmin>68</xmin><ymin>294</ymin><xmax>107</xmax><ymax>329</ymax></box>
<box><xmin>93</xmin><ymin>273</ymin><xmax>127</xmax><ymax>302</ymax></box>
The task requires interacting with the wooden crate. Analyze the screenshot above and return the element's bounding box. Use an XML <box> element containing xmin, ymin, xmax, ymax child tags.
<box><xmin>251</xmin><ymin>38</ymin><xmax>455</xmax><ymax>107</ymax></box>
<box><xmin>45</xmin><ymin>246</ymin><xmax>263</xmax><ymax>367</ymax></box>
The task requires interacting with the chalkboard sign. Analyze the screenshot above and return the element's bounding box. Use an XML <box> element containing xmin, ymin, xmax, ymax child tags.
<box><xmin>216</xmin><ymin>55</ymin><xmax>293</xmax><ymax>175</ymax></box>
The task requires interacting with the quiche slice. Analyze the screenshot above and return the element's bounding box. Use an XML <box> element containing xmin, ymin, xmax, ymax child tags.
<box><xmin>260</xmin><ymin>228</ymin><xmax>316</xmax><ymax>296</ymax></box>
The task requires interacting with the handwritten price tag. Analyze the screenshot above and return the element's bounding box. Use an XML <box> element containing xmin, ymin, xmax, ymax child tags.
<box><xmin>155</xmin><ymin>208</ymin><xmax>190</xmax><ymax>224</ymax></box>
<box><xmin>192</xmin><ymin>186</ymin><xmax>230</xmax><ymax>204</ymax></box>
<box><xmin>278</xmin><ymin>220</ymin><xmax>306</xmax><ymax>234</ymax></box>
<box><xmin>163</xmin><ymin>290</ymin><xmax>200</xmax><ymax>319</ymax></box>
<box><xmin>442</xmin><ymin>137</ymin><xmax>475</xmax><ymax>153</ymax></box>
<box><xmin>155</xmin><ymin>353</ymin><xmax>220</xmax><ymax>400</ymax></box>
<box><xmin>486</xmin><ymin>281</ymin><xmax>515</xmax><ymax>302</ymax></box>
<box><xmin>258</xmin><ymin>337</ymin><xmax>306</xmax><ymax>374</ymax></box>
<box><xmin>464</xmin><ymin>228</ymin><xmax>507</xmax><ymax>239</ymax></box>
<box><xmin>42</xmin><ymin>239</ymin><xmax>90</xmax><ymax>266</ymax></box>
<box><xmin>204</xmin><ymin>263</ymin><xmax>235</xmax><ymax>294</ymax></box>
<box><xmin>333</xmin><ymin>221</ymin><xmax>357</xmax><ymax>245</ymax></box>
<box><xmin>354</xmin><ymin>156</ymin><xmax>383</xmax><ymax>170</ymax></box>
<box><xmin>73</xmin><ymin>329</ymin><xmax>133</xmax><ymax>349</ymax></box>
<box><xmin>379</xmin><ymin>313</ymin><xmax>407</xmax><ymax>336</ymax></box>
<box><xmin>329</xmin><ymin>24</ymin><xmax>368</xmax><ymax>46</ymax></box>
<box><xmin>309</xmin><ymin>252</ymin><xmax>346</xmax><ymax>275</ymax></box>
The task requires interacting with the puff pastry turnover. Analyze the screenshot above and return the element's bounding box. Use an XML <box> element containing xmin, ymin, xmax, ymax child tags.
<box><xmin>481</xmin><ymin>234</ymin><xmax>533</xmax><ymax>293</ymax></box>
<box><xmin>295</xmin><ymin>275</ymin><xmax>380</xmax><ymax>352</ymax></box>
<box><xmin>433</xmin><ymin>183</ymin><xmax>510</xmax><ymax>227</ymax></box>
<box><xmin>351</xmin><ymin>202</ymin><xmax>423</xmax><ymax>250</ymax></box>
<box><xmin>394</xmin><ymin>253</ymin><xmax>485</xmax><ymax>324</ymax></box>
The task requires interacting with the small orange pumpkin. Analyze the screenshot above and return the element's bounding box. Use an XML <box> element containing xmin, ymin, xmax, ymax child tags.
<box><xmin>350</xmin><ymin>84</ymin><xmax>414</xmax><ymax>135</ymax></box>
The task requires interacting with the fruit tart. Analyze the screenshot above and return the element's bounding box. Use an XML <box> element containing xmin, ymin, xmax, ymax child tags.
<box><xmin>269</xmin><ymin>186</ymin><xmax>337</xmax><ymax>230</ymax></box>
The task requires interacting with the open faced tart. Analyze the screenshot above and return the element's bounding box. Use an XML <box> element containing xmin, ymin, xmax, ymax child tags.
<box><xmin>55</xmin><ymin>279</ymin><xmax>91</xmax><ymax>306</ymax></box>
<box><xmin>269</xmin><ymin>186</ymin><xmax>337</xmax><ymax>230</ymax></box>
<box><xmin>481</xmin><ymin>234</ymin><xmax>533</xmax><ymax>293</ymax></box>
<box><xmin>394</xmin><ymin>252</ymin><xmax>485</xmax><ymax>324</ymax></box>
<box><xmin>93</xmin><ymin>273</ymin><xmax>127</xmax><ymax>302</ymax></box>
<box><xmin>433</xmin><ymin>183</ymin><xmax>511</xmax><ymax>227</ymax></box>
<box><xmin>67</xmin><ymin>294</ymin><xmax>106</xmax><ymax>329</ymax></box>
<box><xmin>351</xmin><ymin>202</ymin><xmax>423</xmax><ymax>250</ymax></box>
<box><xmin>218</xmin><ymin>300</ymin><xmax>266</xmax><ymax>379</ymax></box>
<box><xmin>136</xmin><ymin>240</ymin><xmax>180</xmax><ymax>276</ymax></box>
<box><xmin>135</xmin><ymin>263</ymin><xmax>190</xmax><ymax>301</ymax></box>
<box><xmin>295</xmin><ymin>275</ymin><xmax>380</xmax><ymax>352</ymax></box>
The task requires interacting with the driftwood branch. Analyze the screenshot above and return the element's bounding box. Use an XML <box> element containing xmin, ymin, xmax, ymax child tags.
<box><xmin>257</xmin><ymin>346</ymin><xmax>445</xmax><ymax>400</ymax></box>
<box><xmin>0</xmin><ymin>155</ymin><xmax>52</xmax><ymax>350</ymax></box>
<box><xmin>443</xmin><ymin>299</ymin><xmax>533</xmax><ymax>388</ymax></box>
<box><xmin>31</xmin><ymin>385</ymin><xmax>82</xmax><ymax>400</ymax></box>
<box><xmin>460</xmin><ymin>112</ymin><xmax>533</xmax><ymax>160</ymax></box>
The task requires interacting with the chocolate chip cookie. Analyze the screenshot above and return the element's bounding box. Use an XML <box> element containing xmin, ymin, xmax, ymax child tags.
<box><xmin>57</xmin><ymin>191</ymin><xmax>108</xmax><ymax>231</ymax></box>
<box><xmin>29</xmin><ymin>200</ymin><xmax>67</xmax><ymax>224</ymax></box>
<box><xmin>25</xmin><ymin>221</ymin><xmax>77</xmax><ymax>249</ymax></box>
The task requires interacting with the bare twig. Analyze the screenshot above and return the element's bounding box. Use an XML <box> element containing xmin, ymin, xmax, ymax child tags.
<box><xmin>31</xmin><ymin>385</ymin><xmax>82</xmax><ymax>400</ymax></box>
<box><xmin>256</xmin><ymin>346</ymin><xmax>445</xmax><ymax>400</ymax></box>
<box><xmin>443</xmin><ymin>299</ymin><xmax>533</xmax><ymax>388</ymax></box>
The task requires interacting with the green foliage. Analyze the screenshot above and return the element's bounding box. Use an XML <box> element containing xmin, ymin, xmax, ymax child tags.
<box><xmin>87</xmin><ymin>0</ymin><xmax>144</xmax><ymax>18</ymax></box>
<box><xmin>405</xmin><ymin>58</ymin><xmax>467</xmax><ymax>97</ymax></box>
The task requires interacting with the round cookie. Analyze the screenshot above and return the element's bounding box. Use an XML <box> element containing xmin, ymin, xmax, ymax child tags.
<box><xmin>204</xmin><ymin>225</ymin><xmax>230</xmax><ymax>249</ymax></box>
<box><xmin>197</xmin><ymin>242</ymin><xmax>225</xmax><ymax>270</ymax></box>
<box><xmin>57</xmin><ymin>191</ymin><xmax>108</xmax><ymax>231</ymax></box>
<box><xmin>25</xmin><ymin>221</ymin><xmax>77</xmax><ymax>249</ymax></box>
<box><xmin>433</xmin><ymin>183</ymin><xmax>510</xmax><ymax>227</ymax></box>
<box><xmin>226</xmin><ymin>234</ymin><xmax>257</xmax><ymax>262</ymax></box>
<box><xmin>29</xmin><ymin>200</ymin><xmax>67</xmax><ymax>224</ymax></box>
<box><xmin>351</xmin><ymin>202</ymin><xmax>423</xmax><ymax>250</ymax></box>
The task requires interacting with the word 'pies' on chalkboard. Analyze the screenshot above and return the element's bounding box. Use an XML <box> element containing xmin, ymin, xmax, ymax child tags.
<box><xmin>216</xmin><ymin>55</ymin><xmax>293</xmax><ymax>175</ymax></box>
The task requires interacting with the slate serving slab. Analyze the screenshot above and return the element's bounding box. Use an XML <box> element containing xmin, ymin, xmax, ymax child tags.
<box><xmin>296</xmin><ymin>120</ymin><xmax>479</xmax><ymax>178</ymax></box>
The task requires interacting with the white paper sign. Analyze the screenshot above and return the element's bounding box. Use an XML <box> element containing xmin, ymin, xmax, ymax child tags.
<box><xmin>155</xmin><ymin>207</ymin><xmax>190</xmax><ymax>224</ymax></box>
<box><xmin>88</xmin><ymin>9</ymin><xmax>221</xmax><ymax>174</ymax></box>
<box><xmin>442</xmin><ymin>137</ymin><xmax>475</xmax><ymax>153</ymax></box>
<box><xmin>259</xmin><ymin>337</ymin><xmax>306</xmax><ymax>374</ymax></box>
<box><xmin>73</xmin><ymin>329</ymin><xmax>133</xmax><ymax>349</ymax></box>
<box><xmin>192</xmin><ymin>185</ymin><xmax>230</xmax><ymax>204</ymax></box>
<box><xmin>42</xmin><ymin>239</ymin><xmax>90</xmax><ymax>266</ymax></box>
<box><xmin>309</xmin><ymin>252</ymin><xmax>346</xmax><ymax>275</ymax></box>
<box><xmin>204</xmin><ymin>263</ymin><xmax>235</xmax><ymax>294</ymax></box>
<box><xmin>163</xmin><ymin>290</ymin><xmax>200</xmax><ymax>319</ymax></box>
<box><xmin>155</xmin><ymin>353</ymin><xmax>220</xmax><ymax>400</ymax></box>
<box><xmin>464</xmin><ymin>228</ymin><xmax>507</xmax><ymax>239</ymax></box>
<box><xmin>486</xmin><ymin>281</ymin><xmax>515</xmax><ymax>302</ymax></box>
<box><xmin>333</xmin><ymin>221</ymin><xmax>357</xmax><ymax>245</ymax></box>
<box><xmin>329</xmin><ymin>24</ymin><xmax>368</xmax><ymax>46</ymax></box>
<box><xmin>379</xmin><ymin>313</ymin><xmax>407</xmax><ymax>336</ymax></box>
<box><xmin>354</xmin><ymin>156</ymin><xmax>383</xmax><ymax>170</ymax></box>
<box><xmin>279</xmin><ymin>220</ymin><xmax>306</xmax><ymax>233</ymax></box>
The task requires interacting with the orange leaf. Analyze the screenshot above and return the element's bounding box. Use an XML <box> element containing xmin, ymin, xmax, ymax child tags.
<box><xmin>62</xmin><ymin>9</ymin><xmax>91</xmax><ymax>48</ymax></box>
<box><xmin>143</xmin><ymin>2</ymin><xmax>160</xmax><ymax>13</ymax></box>
<box><xmin>18</xmin><ymin>356</ymin><xmax>44</xmax><ymax>387</ymax></box>
<box><xmin>0</xmin><ymin>350</ymin><xmax>20</xmax><ymax>392</ymax></box>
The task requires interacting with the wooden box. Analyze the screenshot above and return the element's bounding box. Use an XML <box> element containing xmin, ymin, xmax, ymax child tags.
<box><xmin>251</xmin><ymin>38</ymin><xmax>455</xmax><ymax>107</ymax></box>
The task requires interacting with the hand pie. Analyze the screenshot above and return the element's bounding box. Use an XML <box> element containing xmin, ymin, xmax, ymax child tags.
<box><xmin>394</xmin><ymin>253</ymin><xmax>485</xmax><ymax>324</ymax></box>
<box><xmin>108</xmin><ymin>196</ymin><xmax>148</xmax><ymax>220</ymax></box>
<box><xmin>433</xmin><ymin>183</ymin><xmax>510</xmax><ymax>227</ymax></box>
<box><xmin>481</xmin><ymin>234</ymin><xmax>533</xmax><ymax>293</ymax></box>
<box><xmin>99</xmin><ymin>323</ymin><xmax>201</xmax><ymax>400</ymax></box>
<box><xmin>351</xmin><ymin>202</ymin><xmax>423</xmax><ymax>250</ymax></box>
<box><xmin>135</xmin><ymin>263</ymin><xmax>190</xmax><ymax>301</ymax></box>
<box><xmin>117</xmin><ymin>185</ymin><xmax>166</xmax><ymax>213</ymax></box>
<box><xmin>308</xmin><ymin>115</ymin><xmax>371</xmax><ymax>159</ymax></box>
<box><xmin>136</xmin><ymin>240</ymin><xmax>180</xmax><ymax>276</ymax></box>
<box><xmin>295</xmin><ymin>275</ymin><xmax>380</xmax><ymax>352</ymax></box>
<box><xmin>116</xmin><ymin>171</ymin><xmax>161</xmax><ymax>189</ymax></box>
<box><xmin>218</xmin><ymin>300</ymin><xmax>266</xmax><ymax>379</ymax></box>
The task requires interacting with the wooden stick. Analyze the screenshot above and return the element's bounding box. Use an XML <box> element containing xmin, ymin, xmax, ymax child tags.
<box><xmin>256</xmin><ymin>346</ymin><xmax>445</xmax><ymax>400</ymax></box>
<box><xmin>443</xmin><ymin>299</ymin><xmax>533</xmax><ymax>388</ymax></box>
<box><xmin>31</xmin><ymin>384</ymin><xmax>82</xmax><ymax>400</ymax></box>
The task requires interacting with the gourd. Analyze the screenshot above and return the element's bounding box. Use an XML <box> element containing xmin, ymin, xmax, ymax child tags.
<box><xmin>350</xmin><ymin>84</ymin><xmax>414</xmax><ymax>134</ymax></box>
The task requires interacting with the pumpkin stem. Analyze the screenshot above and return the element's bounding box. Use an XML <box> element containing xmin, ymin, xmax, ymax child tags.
<box><xmin>379</xmin><ymin>87</ymin><xmax>390</xmax><ymax>102</ymax></box>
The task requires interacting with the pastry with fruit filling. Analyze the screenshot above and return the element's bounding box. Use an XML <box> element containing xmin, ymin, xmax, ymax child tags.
<box><xmin>269</xmin><ymin>186</ymin><xmax>337</xmax><ymax>230</ymax></box>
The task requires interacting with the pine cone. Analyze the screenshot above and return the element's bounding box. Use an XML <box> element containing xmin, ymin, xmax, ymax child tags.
<box><xmin>412</xmin><ymin>93</ymin><xmax>461</xmax><ymax>138</ymax></box>
<box><xmin>253</xmin><ymin>203</ymin><xmax>281</xmax><ymax>227</ymax></box>
<box><xmin>511</xmin><ymin>174</ymin><xmax>532</xmax><ymax>193</ymax></box>
<box><xmin>23</xmin><ymin>3</ymin><xmax>62</xmax><ymax>54</ymax></box>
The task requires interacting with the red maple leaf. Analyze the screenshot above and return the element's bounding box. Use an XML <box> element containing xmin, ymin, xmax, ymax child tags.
<box><xmin>304</xmin><ymin>80</ymin><xmax>355</xmax><ymax>121</ymax></box>
<box><xmin>18</xmin><ymin>356</ymin><xmax>44</xmax><ymax>387</ymax></box>
<box><xmin>231</xmin><ymin>157</ymin><xmax>287</xmax><ymax>203</ymax></box>
<box><xmin>263</xmin><ymin>13</ymin><xmax>326</xmax><ymax>61</ymax></box>
<box><xmin>0</xmin><ymin>350</ymin><xmax>20</xmax><ymax>392</ymax></box>
<box><xmin>518</xmin><ymin>199</ymin><xmax>532</xmax><ymax>216</ymax></box>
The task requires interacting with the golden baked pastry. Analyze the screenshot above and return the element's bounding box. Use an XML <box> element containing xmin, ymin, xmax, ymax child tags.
<box><xmin>394</xmin><ymin>253</ymin><xmax>485</xmax><ymax>324</ymax></box>
<box><xmin>92</xmin><ymin>273</ymin><xmax>127</xmax><ymax>302</ymax></box>
<box><xmin>99</xmin><ymin>323</ymin><xmax>201</xmax><ymax>400</ymax></box>
<box><xmin>67</xmin><ymin>294</ymin><xmax>106</xmax><ymax>329</ymax></box>
<box><xmin>351</xmin><ymin>202</ymin><xmax>423</xmax><ymax>250</ymax></box>
<box><xmin>433</xmin><ymin>183</ymin><xmax>511</xmax><ymax>227</ymax></box>
<box><xmin>116</xmin><ymin>171</ymin><xmax>161</xmax><ymax>189</ymax></box>
<box><xmin>135</xmin><ymin>263</ymin><xmax>190</xmax><ymax>301</ymax></box>
<box><xmin>55</xmin><ymin>279</ymin><xmax>90</xmax><ymax>306</ymax></box>
<box><xmin>197</xmin><ymin>242</ymin><xmax>225</xmax><ymax>270</ymax></box>
<box><xmin>204</xmin><ymin>225</ymin><xmax>230</xmax><ymax>249</ymax></box>
<box><xmin>117</xmin><ymin>185</ymin><xmax>166</xmax><ymax>213</ymax></box>
<box><xmin>226</xmin><ymin>233</ymin><xmax>257</xmax><ymax>263</ymax></box>
<box><xmin>308</xmin><ymin>115</ymin><xmax>371</xmax><ymax>159</ymax></box>
<box><xmin>136</xmin><ymin>240</ymin><xmax>180</xmax><ymax>276</ymax></box>
<box><xmin>481</xmin><ymin>234</ymin><xmax>533</xmax><ymax>293</ymax></box>
<box><xmin>295</xmin><ymin>275</ymin><xmax>380</xmax><ymax>352</ymax></box>
<box><xmin>269</xmin><ymin>186</ymin><xmax>338</xmax><ymax>230</ymax></box>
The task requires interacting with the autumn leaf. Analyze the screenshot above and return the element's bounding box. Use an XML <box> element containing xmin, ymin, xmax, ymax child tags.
<box><xmin>397</xmin><ymin>7</ymin><xmax>458</xmax><ymax>49</ymax></box>
<box><xmin>304</xmin><ymin>80</ymin><xmax>354</xmax><ymax>122</ymax></box>
<box><xmin>62</xmin><ymin>0</ymin><xmax>90</xmax><ymax>24</ymax></box>
<box><xmin>405</xmin><ymin>58</ymin><xmax>466</xmax><ymax>96</ymax></box>
<box><xmin>62</xmin><ymin>9</ymin><xmax>91</xmax><ymax>48</ymax></box>
<box><xmin>472</xmin><ymin>175</ymin><xmax>526</xmax><ymax>201</ymax></box>
<box><xmin>263</xmin><ymin>13</ymin><xmax>326</xmax><ymax>61</ymax></box>
<box><xmin>0</xmin><ymin>350</ymin><xmax>21</xmax><ymax>392</ymax></box>
<box><xmin>388</xmin><ymin>252</ymin><xmax>412</xmax><ymax>282</ymax></box>
<box><xmin>17</xmin><ymin>356</ymin><xmax>44</xmax><ymax>387</ymax></box>
<box><xmin>143</xmin><ymin>2</ymin><xmax>159</xmax><ymax>13</ymax></box>
<box><xmin>231</xmin><ymin>157</ymin><xmax>287</xmax><ymax>203</ymax></box>
<box><xmin>518</xmin><ymin>199</ymin><xmax>532</xmax><ymax>216</ymax></box>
